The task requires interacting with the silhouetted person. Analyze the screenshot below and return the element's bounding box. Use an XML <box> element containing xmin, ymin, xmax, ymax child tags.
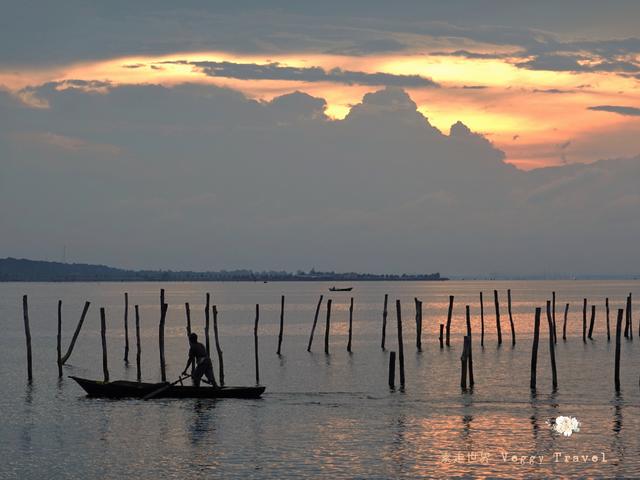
<box><xmin>182</xmin><ymin>333</ymin><xmax>218</xmax><ymax>388</ymax></box>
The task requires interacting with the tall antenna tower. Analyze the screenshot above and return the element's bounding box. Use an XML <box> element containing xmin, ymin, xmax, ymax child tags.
<box><xmin>62</xmin><ymin>245</ymin><xmax>67</xmax><ymax>263</ymax></box>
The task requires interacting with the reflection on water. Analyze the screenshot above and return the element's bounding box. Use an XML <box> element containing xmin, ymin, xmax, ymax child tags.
<box><xmin>1</xmin><ymin>280</ymin><xmax>639</xmax><ymax>478</ymax></box>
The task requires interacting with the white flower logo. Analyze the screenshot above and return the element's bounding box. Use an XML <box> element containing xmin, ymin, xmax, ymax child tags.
<box><xmin>551</xmin><ymin>416</ymin><xmax>580</xmax><ymax>436</ymax></box>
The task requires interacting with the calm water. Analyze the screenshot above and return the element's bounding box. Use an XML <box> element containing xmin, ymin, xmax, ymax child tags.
<box><xmin>1</xmin><ymin>280</ymin><xmax>639</xmax><ymax>479</ymax></box>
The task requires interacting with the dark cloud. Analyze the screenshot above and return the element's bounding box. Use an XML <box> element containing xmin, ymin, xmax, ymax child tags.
<box><xmin>326</xmin><ymin>38</ymin><xmax>408</xmax><ymax>56</ymax></box>
<box><xmin>1</xmin><ymin>82</ymin><xmax>638</xmax><ymax>275</ymax></box>
<box><xmin>429</xmin><ymin>50</ymin><xmax>512</xmax><ymax>60</ymax></box>
<box><xmin>167</xmin><ymin>60</ymin><xmax>440</xmax><ymax>87</ymax></box>
<box><xmin>588</xmin><ymin>105</ymin><xmax>640</xmax><ymax>116</ymax></box>
<box><xmin>532</xmin><ymin>88</ymin><xmax>576</xmax><ymax>94</ymax></box>
<box><xmin>461</xmin><ymin>85</ymin><xmax>489</xmax><ymax>90</ymax></box>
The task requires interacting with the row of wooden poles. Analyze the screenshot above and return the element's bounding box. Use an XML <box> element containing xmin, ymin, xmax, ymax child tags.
<box><xmin>20</xmin><ymin>289</ymin><xmax>634</xmax><ymax>392</ymax></box>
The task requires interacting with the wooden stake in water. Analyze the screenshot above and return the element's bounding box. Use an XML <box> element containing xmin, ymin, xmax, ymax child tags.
<box><xmin>135</xmin><ymin>305</ymin><xmax>141</xmax><ymax>382</ymax></box>
<box><xmin>277</xmin><ymin>295</ymin><xmax>285</xmax><ymax>355</ymax></box>
<box><xmin>494</xmin><ymin>290</ymin><xmax>502</xmax><ymax>346</ymax></box>
<box><xmin>347</xmin><ymin>297</ymin><xmax>354</xmax><ymax>353</ymax></box>
<box><xmin>588</xmin><ymin>305</ymin><xmax>596</xmax><ymax>340</ymax></box>
<box><xmin>307</xmin><ymin>295</ymin><xmax>324</xmax><ymax>352</ymax></box>
<box><xmin>507</xmin><ymin>289</ymin><xmax>516</xmax><ymax>346</ymax></box>
<box><xmin>530</xmin><ymin>307</ymin><xmax>541</xmax><ymax>390</ymax></box>
<box><xmin>480</xmin><ymin>291</ymin><xmax>485</xmax><ymax>347</ymax></box>
<box><xmin>615</xmin><ymin>308</ymin><xmax>623</xmax><ymax>391</ymax></box>
<box><xmin>465</xmin><ymin>305</ymin><xmax>474</xmax><ymax>387</ymax></box>
<box><xmin>324</xmin><ymin>299</ymin><xmax>332</xmax><ymax>354</ymax></box>
<box><xmin>57</xmin><ymin>300</ymin><xmax>63</xmax><ymax>378</ymax></box>
<box><xmin>624</xmin><ymin>294</ymin><xmax>631</xmax><ymax>339</ymax></box>
<box><xmin>415</xmin><ymin>298</ymin><xmax>422</xmax><ymax>352</ymax></box>
<box><xmin>60</xmin><ymin>301</ymin><xmax>91</xmax><ymax>365</ymax></box>
<box><xmin>446</xmin><ymin>295</ymin><xmax>454</xmax><ymax>347</ymax></box>
<box><xmin>396</xmin><ymin>300</ymin><xmax>405</xmax><ymax>388</ymax></box>
<box><xmin>582</xmin><ymin>298</ymin><xmax>587</xmax><ymax>343</ymax></box>
<box><xmin>159</xmin><ymin>302</ymin><xmax>167</xmax><ymax>382</ymax></box>
<box><xmin>460</xmin><ymin>336</ymin><xmax>470</xmax><ymax>390</ymax></box>
<box><xmin>185</xmin><ymin>302</ymin><xmax>192</xmax><ymax>336</ymax></box>
<box><xmin>254</xmin><ymin>304</ymin><xmax>260</xmax><ymax>386</ymax></box>
<box><xmin>212</xmin><ymin>305</ymin><xmax>225</xmax><ymax>386</ymax></box>
<box><xmin>546</xmin><ymin>301</ymin><xmax>558</xmax><ymax>390</ymax></box>
<box><xmin>627</xmin><ymin>294</ymin><xmax>633</xmax><ymax>340</ymax></box>
<box><xmin>100</xmin><ymin>307</ymin><xmax>109</xmax><ymax>383</ymax></box>
<box><xmin>22</xmin><ymin>295</ymin><xmax>33</xmax><ymax>382</ymax></box>
<box><xmin>123</xmin><ymin>292</ymin><xmax>129</xmax><ymax>363</ymax></box>
<box><xmin>606</xmin><ymin>298</ymin><xmax>610</xmax><ymax>342</ymax></box>
<box><xmin>552</xmin><ymin>291</ymin><xmax>557</xmax><ymax>341</ymax></box>
<box><xmin>563</xmin><ymin>303</ymin><xmax>569</xmax><ymax>341</ymax></box>
<box><xmin>439</xmin><ymin>324</ymin><xmax>444</xmax><ymax>349</ymax></box>
<box><xmin>388</xmin><ymin>351</ymin><xmax>396</xmax><ymax>389</ymax></box>
<box><xmin>204</xmin><ymin>293</ymin><xmax>211</xmax><ymax>356</ymax></box>
<box><xmin>381</xmin><ymin>294</ymin><xmax>388</xmax><ymax>351</ymax></box>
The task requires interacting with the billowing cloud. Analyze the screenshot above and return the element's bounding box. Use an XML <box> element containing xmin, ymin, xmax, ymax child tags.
<box><xmin>1</xmin><ymin>83</ymin><xmax>638</xmax><ymax>275</ymax></box>
<box><xmin>588</xmin><ymin>105</ymin><xmax>640</xmax><ymax>116</ymax></box>
<box><xmin>165</xmin><ymin>60</ymin><xmax>439</xmax><ymax>87</ymax></box>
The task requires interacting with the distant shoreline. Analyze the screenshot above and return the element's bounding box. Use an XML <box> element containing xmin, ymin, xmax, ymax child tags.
<box><xmin>0</xmin><ymin>257</ymin><xmax>447</xmax><ymax>283</ymax></box>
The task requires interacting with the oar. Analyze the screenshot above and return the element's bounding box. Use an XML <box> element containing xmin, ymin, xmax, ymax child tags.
<box><xmin>143</xmin><ymin>374</ymin><xmax>190</xmax><ymax>400</ymax></box>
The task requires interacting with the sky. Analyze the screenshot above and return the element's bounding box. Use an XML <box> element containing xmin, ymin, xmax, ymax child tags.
<box><xmin>0</xmin><ymin>1</ymin><xmax>639</xmax><ymax>276</ymax></box>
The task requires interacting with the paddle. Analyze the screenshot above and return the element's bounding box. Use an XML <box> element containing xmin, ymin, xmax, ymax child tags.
<box><xmin>143</xmin><ymin>373</ymin><xmax>190</xmax><ymax>400</ymax></box>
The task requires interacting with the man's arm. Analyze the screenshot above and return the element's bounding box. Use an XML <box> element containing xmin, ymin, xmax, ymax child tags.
<box><xmin>182</xmin><ymin>351</ymin><xmax>194</xmax><ymax>375</ymax></box>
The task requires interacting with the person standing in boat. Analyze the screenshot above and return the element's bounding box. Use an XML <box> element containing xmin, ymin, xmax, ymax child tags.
<box><xmin>182</xmin><ymin>333</ymin><xmax>219</xmax><ymax>388</ymax></box>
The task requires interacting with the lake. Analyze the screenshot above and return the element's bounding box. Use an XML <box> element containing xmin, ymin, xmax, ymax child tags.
<box><xmin>1</xmin><ymin>280</ymin><xmax>639</xmax><ymax>478</ymax></box>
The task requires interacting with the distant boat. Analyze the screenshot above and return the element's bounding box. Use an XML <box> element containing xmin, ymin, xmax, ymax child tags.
<box><xmin>329</xmin><ymin>286</ymin><xmax>353</xmax><ymax>292</ymax></box>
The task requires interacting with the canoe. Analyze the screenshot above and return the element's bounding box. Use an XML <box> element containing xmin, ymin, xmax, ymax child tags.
<box><xmin>329</xmin><ymin>287</ymin><xmax>353</xmax><ymax>292</ymax></box>
<box><xmin>70</xmin><ymin>376</ymin><xmax>265</xmax><ymax>399</ymax></box>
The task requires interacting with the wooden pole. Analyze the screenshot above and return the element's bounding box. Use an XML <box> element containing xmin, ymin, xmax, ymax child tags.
<box><xmin>123</xmin><ymin>292</ymin><xmax>129</xmax><ymax>363</ymax></box>
<box><xmin>185</xmin><ymin>302</ymin><xmax>192</xmax><ymax>336</ymax></box>
<box><xmin>307</xmin><ymin>295</ymin><xmax>324</xmax><ymax>352</ymax></box>
<box><xmin>347</xmin><ymin>297</ymin><xmax>354</xmax><ymax>353</ymax></box>
<box><xmin>204</xmin><ymin>293</ymin><xmax>211</xmax><ymax>356</ymax></box>
<box><xmin>254</xmin><ymin>304</ymin><xmax>260</xmax><ymax>386</ymax></box>
<box><xmin>552</xmin><ymin>291</ymin><xmax>556</xmax><ymax>342</ymax></box>
<box><xmin>615</xmin><ymin>308</ymin><xmax>623</xmax><ymax>391</ymax></box>
<box><xmin>60</xmin><ymin>301</ymin><xmax>91</xmax><ymax>364</ymax></box>
<box><xmin>480</xmin><ymin>291</ymin><xmax>485</xmax><ymax>347</ymax></box>
<box><xmin>445</xmin><ymin>295</ymin><xmax>454</xmax><ymax>347</ymax></box>
<box><xmin>546</xmin><ymin>301</ymin><xmax>557</xmax><ymax>389</ymax></box>
<box><xmin>530</xmin><ymin>307</ymin><xmax>541</xmax><ymax>390</ymax></box>
<box><xmin>57</xmin><ymin>300</ymin><xmax>63</xmax><ymax>378</ymax></box>
<box><xmin>388</xmin><ymin>351</ymin><xmax>396</xmax><ymax>389</ymax></box>
<box><xmin>381</xmin><ymin>294</ymin><xmax>388</xmax><ymax>350</ymax></box>
<box><xmin>159</xmin><ymin>302</ymin><xmax>167</xmax><ymax>382</ymax></box>
<box><xmin>588</xmin><ymin>304</ymin><xmax>596</xmax><ymax>340</ymax></box>
<box><xmin>606</xmin><ymin>298</ymin><xmax>610</xmax><ymax>341</ymax></box>
<box><xmin>100</xmin><ymin>307</ymin><xmax>109</xmax><ymax>383</ymax></box>
<box><xmin>415</xmin><ymin>298</ymin><xmax>422</xmax><ymax>352</ymax></box>
<box><xmin>465</xmin><ymin>305</ymin><xmax>474</xmax><ymax>387</ymax></box>
<box><xmin>624</xmin><ymin>294</ymin><xmax>630</xmax><ymax>339</ymax></box>
<box><xmin>212</xmin><ymin>305</ymin><xmax>225</xmax><ymax>386</ymax></box>
<box><xmin>627</xmin><ymin>294</ymin><xmax>633</xmax><ymax>340</ymax></box>
<box><xmin>582</xmin><ymin>298</ymin><xmax>587</xmax><ymax>343</ymax></box>
<box><xmin>460</xmin><ymin>336</ymin><xmax>470</xmax><ymax>390</ymax></box>
<box><xmin>135</xmin><ymin>305</ymin><xmax>141</xmax><ymax>382</ymax></box>
<box><xmin>562</xmin><ymin>303</ymin><xmax>569</xmax><ymax>341</ymax></box>
<box><xmin>324</xmin><ymin>299</ymin><xmax>332</xmax><ymax>354</ymax></box>
<box><xmin>22</xmin><ymin>295</ymin><xmax>33</xmax><ymax>382</ymax></box>
<box><xmin>277</xmin><ymin>295</ymin><xmax>285</xmax><ymax>355</ymax></box>
<box><xmin>507</xmin><ymin>289</ymin><xmax>516</xmax><ymax>346</ymax></box>
<box><xmin>396</xmin><ymin>300</ymin><xmax>405</xmax><ymax>388</ymax></box>
<box><xmin>494</xmin><ymin>290</ymin><xmax>502</xmax><ymax>346</ymax></box>
<box><xmin>439</xmin><ymin>324</ymin><xmax>444</xmax><ymax>348</ymax></box>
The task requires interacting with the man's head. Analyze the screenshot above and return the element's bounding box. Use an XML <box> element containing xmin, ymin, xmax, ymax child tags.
<box><xmin>189</xmin><ymin>332</ymin><xmax>198</xmax><ymax>344</ymax></box>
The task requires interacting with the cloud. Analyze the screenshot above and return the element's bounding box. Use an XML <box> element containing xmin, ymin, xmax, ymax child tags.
<box><xmin>0</xmin><ymin>83</ymin><xmax>638</xmax><ymax>276</ymax></box>
<box><xmin>588</xmin><ymin>105</ymin><xmax>640</xmax><ymax>116</ymax></box>
<box><xmin>166</xmin><ymin>60</ymin><xmax>440</xmax><ymax>87</ymax></box>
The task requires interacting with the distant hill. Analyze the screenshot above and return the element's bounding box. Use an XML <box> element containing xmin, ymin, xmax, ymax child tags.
<box><xmin>0</xmin><ymin>258</ymin><xmax>447</xmax><ymax>282</ymax></box>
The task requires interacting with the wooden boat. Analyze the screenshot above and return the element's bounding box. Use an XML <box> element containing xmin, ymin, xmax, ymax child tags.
<box><xmin>70</xmin><ymin>376</ymin><xmax>265</xmax><ymax>399</ymax></box>
<box><xmin>329</xmin><ymin>286</ymin><xmax>353</xmax><ymax>292</ymax></box>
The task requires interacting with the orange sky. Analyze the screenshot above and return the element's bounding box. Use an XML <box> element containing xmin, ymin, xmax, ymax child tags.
<box><xmin>2</xmin><ymin>49</ymin><xmax>639</xmax><ymax>169</ymax></box>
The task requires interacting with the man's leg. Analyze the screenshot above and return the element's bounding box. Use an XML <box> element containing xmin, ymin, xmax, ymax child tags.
<box><xmin>204</xmin><ymin>359</ymin><xmax>218</xmax><ymax>387</ymax></box>
<box><xmin>192</xmin><ymin>362</ymin><xmax>205</xmax><ymax>387</ymax></box>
